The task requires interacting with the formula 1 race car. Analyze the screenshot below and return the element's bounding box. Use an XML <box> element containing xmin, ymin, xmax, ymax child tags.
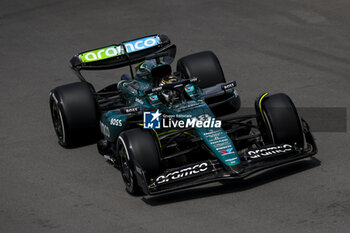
<box><xmin>49</xmin><ymin>34</ymin><xmax>317</xmax><ymax>195</ymax></box>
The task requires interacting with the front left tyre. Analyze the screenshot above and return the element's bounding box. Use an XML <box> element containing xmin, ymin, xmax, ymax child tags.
<box><xmin>49</xmin><ymin>82</ymin><xmax>99</xmax><ymax>147</ymax></box>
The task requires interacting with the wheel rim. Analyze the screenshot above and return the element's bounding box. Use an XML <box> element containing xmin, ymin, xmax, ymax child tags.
<box><xmin>117</xmin><ymin>139</ymin><xmax>133</xmax><ymax>189</ymax></box>
<box><xmin>50</xmin><ymin>101</ymin><xmax>64</xmax><ymax>142</ymax></box>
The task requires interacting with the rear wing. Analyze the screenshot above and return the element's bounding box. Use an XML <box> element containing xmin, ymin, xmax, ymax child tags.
<box><xmin>70</xmin><ymin>34</ymin><xmax>172</xmax><ymax>81</ymax></box>
<box><xmin>70</xmin><ymin>34</ymin><xmax>171</xmax><ymax>70</ymax></box>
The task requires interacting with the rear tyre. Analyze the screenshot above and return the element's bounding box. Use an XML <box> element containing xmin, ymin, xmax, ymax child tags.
<box><xmin>177</xmin><ymin>51</ymin><xmax>226</xmax><ymax>89</ymax></box>
<box><xmin>49</xmin><ymin>82</ymin><xmax>99</xmax><ymax>147</ymax></box>
<box><xmin>117</xmin><ymin>128</ymin><xmax>161</xmax><ymax>195</ymax></box>
<box><xmin>256</xmin><ymin>93</ymin><xmax>304</xmax><ymax>147</ymax></box>
<box><xmin>177</xmin><ymin>51</ymin><xmax>240</xmax><ymax>116</ymax></box>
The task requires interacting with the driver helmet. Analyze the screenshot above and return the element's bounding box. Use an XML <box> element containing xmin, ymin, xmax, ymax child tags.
<box><xmin>135</xmin><ymin>59</ymin><xmax>172</xmax><ymax>84</ymax></box>
<box><xmin>159</xmin><ymin>75</ymin><xmax>178</xmax><ymax>86</ymax></box>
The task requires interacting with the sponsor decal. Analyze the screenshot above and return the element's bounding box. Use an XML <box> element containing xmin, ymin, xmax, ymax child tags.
<box><xmin>110</xmin><ymin>118</ymin><xmax>122</xmax><ymax>126</ymax></box>
<box><xmin>211</xmin><ymin>138</ymin><xmax>229</xmax><ymax>145</ymax></box>
<box><xmin>154</xmin><ymin>162</ymin><xmax>209</xmax><ymax>185</ymax></box>
<box><xmin>222</xmin><ymin>81</ymin><xmax>237</xmax><ymax>90</ymax></box>
<box><xmin>174</xmin><ymin>84</ymin><xmax>183</xmax><ymax>89</ymax></box>
<box><xmin>135</xmin><ymin>97</ymin><xmax>144</xmax><ymax>105</ymax></box>
<box><xmin>247</xmin><ymin>144</ymin><xmax>293</xmax><ymax>159</ymax></box>
<box><xmin>124</xmin><ymin>36</ymin><xmax>160</xmax><ymax>53</ymax></box>
<box><xmin>190</xmin><ymin>78</ymin><xmax>198</xmax><ymax>83</ymax></box>
<box><xmin>122</xmin><ymin>106</ymin><xmax>140</xmax><ymax>114</ymax></box>
<box><xmin>148</xmin><ymin>94</ymin><xmax>160</xmax><ymax>104</ymax></box>
<box><xmin>225</xmin><ymin>158</ymin><xmax>238</xmax><ymax>162</ymax></box>
<box><xmin>80</xmin><ymin>36</ymin><xmax>160</xmax><ymax>62</ymax></box>
<box><xmin>219</xmin><ymin>148</ymin><xmax>233</xmax><ymax>154</ymax></box>
<box><xmin>80</xmin><ymin>46</ymin><xmax>123</xmax><ymax>62</ymax></box>
<box><xmin>151</xmin><ymin>86</ymin><xmax>162</xmax><ymax>92</ymax></box>
<box><xmin>185</xmin><ymin>84</ymin><xmax>196</xmax><ymax>96</ymax></box>
<box><xmin>185</xmin><ymin>86</ymin><xmax>194</xmax><ymax>92</ymax></box>
<box><xmin>143</xmin><ymin>110</ymin><xmax>161</xmax><ymax>129</ymax></box>
<box><xmin>149</xmin><ymin>95</ymin><xmax>159</xmax><ymax>101</ymax></box>
<box><xmin>224</xmin><ymin>157</ymin><xmax>239</xmax><ymax>165</ymax></box>
<box><xmin>100</xmin><ymin>121</ymin><xmax>110</xmax><ymax>137</ymax></box>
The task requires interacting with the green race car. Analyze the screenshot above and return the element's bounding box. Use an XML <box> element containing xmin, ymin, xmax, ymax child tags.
<box><xmin>49</xmin><ymin>34</ymin><xmax>317</xmax><ymax>195</ymax></box>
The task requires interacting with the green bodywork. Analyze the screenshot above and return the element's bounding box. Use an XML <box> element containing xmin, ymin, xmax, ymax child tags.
<box><xmin>99</xmin><ymin>61</ymin><xmax>241</xmax><ymax>167</ymax></box>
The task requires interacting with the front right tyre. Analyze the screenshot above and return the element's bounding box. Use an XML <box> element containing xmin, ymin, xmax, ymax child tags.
<box><xmin>49</xmin><ymin>82</ymin><xmax>99</xmax><ymax>147</ymax></box>
<box><xmin>177</xmin><ymin>51</ymin><xmax>241</xmax><ymax>116</ymax></box>
<box><xmin>256</xmin><ymin>93</ymin><xmax>304</xmax><ymax>147</ymax></box>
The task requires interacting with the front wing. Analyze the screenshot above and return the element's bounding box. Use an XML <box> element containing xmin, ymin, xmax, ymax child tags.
<box><xmin>137</xmin><ymin>130</ymin><xmax>317</xmax><ymax>195</ymax></box>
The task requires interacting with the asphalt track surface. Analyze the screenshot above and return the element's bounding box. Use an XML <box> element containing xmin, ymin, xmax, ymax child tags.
<box><xmin>0</xmin><ymin>0</ymin><xmax>349</xmax><ymax>232</ymax></box>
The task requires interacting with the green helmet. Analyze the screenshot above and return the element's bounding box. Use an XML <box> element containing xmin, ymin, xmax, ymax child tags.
<box><xmin>135</xmin><ymin>59</ymin><xmax>172</xmax><ymax>82</ymax></box>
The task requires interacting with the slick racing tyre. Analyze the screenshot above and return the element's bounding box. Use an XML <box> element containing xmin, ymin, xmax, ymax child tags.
<box><xmin>177</xmin><ymin>51</ymin><xmax>240</xmax><ymax>116</ymax></box>
<box><xmin>177</xmin><ymin>51</ymin><xmax>226</xmax><ymax>89</ymax></box>
<box><xmin>49</xmin><ymin>82</ymin><xmax>99</xmax><ymax>147</ymax></box>
<box><xmin>117</xmin><ymin>128</ymin><xmax>161</xmax><ymax>195</ymax></box>
<box><xmin>256</xmin><ymin>93</ymin><xmax>304</xmax><ymax>148</ymax></box>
